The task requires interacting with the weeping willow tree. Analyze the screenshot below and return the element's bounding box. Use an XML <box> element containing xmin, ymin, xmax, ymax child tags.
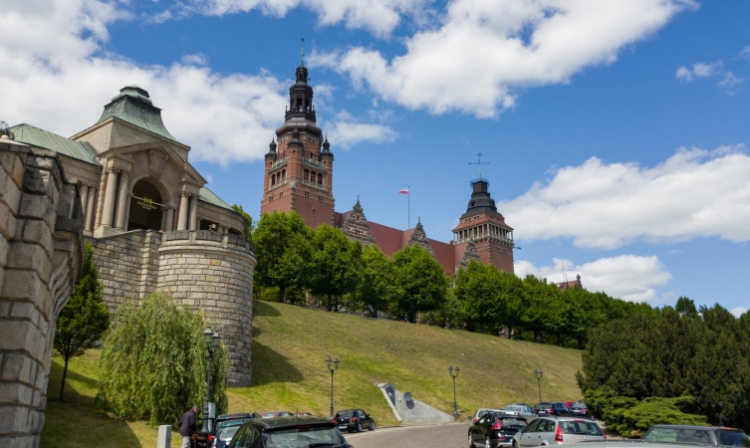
<box><xmin>97</xmin><ymin>293</ymin><xmax>228</xmax><ymax>426</ymax></box>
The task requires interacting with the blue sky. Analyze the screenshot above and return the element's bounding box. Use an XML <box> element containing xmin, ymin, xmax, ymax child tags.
<box><xmin>2</xmin><ymin>0</ymin><xmax>748</xmax><ymax>314</ymax></box>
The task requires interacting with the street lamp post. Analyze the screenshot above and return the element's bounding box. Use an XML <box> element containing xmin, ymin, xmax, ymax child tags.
<box><xmin>449</xmin><ymin>365</ymin><xmax>460</xmax><ymax>420</ymax></box>
<box><xmin>534</xmin><ymin>369</ymin><xmax>543</xmax><ymax>403</ymax></box>
<box><xmin>201</xmin><ymin>326</ymin><xmax>220</xmax><ymax>433</ymax></box>
<box><xmin>325</xmin><ymin>355</ymin><xmax>340</xmax><ymax>419</ymax></box>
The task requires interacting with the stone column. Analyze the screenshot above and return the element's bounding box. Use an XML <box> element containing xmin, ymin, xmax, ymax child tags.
<box><xmin>79</xmin><ymin>184</ymin><xmax>89</xmax><ymax>218</ymax></box>
<box><xmin>101</xmin><ymin>168</ymin><xmax>118</xmax><ymax>227</ymax></box>
<box><xmin>115</xmin><ymin>171</ymin><xmax>129</xmax><ymax>230</ymax></box>
<box><xmin>165</xmin><ymin>207</ymin><xmax>175</xmax><ymax>232</ymax></box>
<box><xmin>188</xmin><ymin>195</ymin><xmax>198</xmax><ymax>231</ymax></box>
<box><xmin>85</xmin><ymin>188</ymin><xmax>96</xmax><ymax>232</ymax></box>
<box><xmin>177</xmin><ymin>191</ymin><xmax>189</xmax><ymax>230</ymax></box>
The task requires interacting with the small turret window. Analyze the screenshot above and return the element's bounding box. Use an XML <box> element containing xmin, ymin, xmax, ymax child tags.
<box><xmin>317</xmin><ymin>173</ymin><xmax>323</xmax><ymax>184</ymax></box>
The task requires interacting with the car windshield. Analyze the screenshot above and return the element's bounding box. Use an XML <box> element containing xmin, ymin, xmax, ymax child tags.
<box><xmin>503</xmin><ymin>406</ymin><xmax>523</xmax><ymax>412</ymax></box>
<box><xmin>218</xmin><ymin>419</ymin><xmax>249</xmax><ymax>430</ymax></box>
<box><xmin>218</xmin><ymin>426</ymin><xmax>241</xmax><ymax>441</ymax></box>
<box><xmin>572</xmin><ymin>404</ymin><xmax>587</xmax><ymax>409</ymax></box>
<box><xmin>560</xmin><ymin>421</ymin><xmax>602</xmax><ymax>436</ymax></box>
<box><xmin>335</xmin><ymin>410</ymin><xmax>354</xmax><ymax>418</ymax></box>
<box><xmin>718</xmin><ymin>431</ymin><xmax>750</xmax><ymax>447</ymax></box>
<box><xmin>645</xmin><ymin>428</ymin><xmax>713</xmax><ymax>444</ymax></box>
<box><xmin>263</xmin><ymin>426</ymin><xmax>347</xmax><ymax>448</ymax></box>
<box><xmin>536</xmin><ymin>404</ymin><xmax>552</xmax><ymax>410</ymax></box>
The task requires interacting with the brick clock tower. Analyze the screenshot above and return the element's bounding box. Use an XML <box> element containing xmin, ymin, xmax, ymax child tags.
<box><xmin>261</xmin><ymin>62</ymin><xmax>335</xmax><ymax>228</ymax></box>
<box><xmin>452</xmin><ymin>178</ymin><xmax>515</xmax><ymax>273</ymax></box>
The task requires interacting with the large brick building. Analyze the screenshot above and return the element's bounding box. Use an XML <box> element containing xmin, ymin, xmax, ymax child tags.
<box><xmin>261</xmin><ymin>63</ymin><xmax>516</xmax><ymax>275</ymax></box>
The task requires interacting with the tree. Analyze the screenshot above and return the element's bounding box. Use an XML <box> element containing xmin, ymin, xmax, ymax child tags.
<box><xmin>231</xmin><ymin>204</ymin><xmax>255</xmax><ymax>241</ymax></box>
<box><xmin>308</xmin><ymin>225</ymin><xmax>363</xmax><ymax>312</ymax></box>
<box><xmin>97</xmin><ymin>293</ymin><xmax>228</xmax><ymax>426</ymax></box>
<box><xmin>54</xmin><ymin>242</ymin><xmax>109</xmax><ymax>401</ymax></box>
<box><xmin>355</xmin><ymin>244</ymin><xmax>395</xmax><ymax>317</ymax></box>
<box><xmin>455</xmin><ymin>261</ymin><xmax>504</xmax><ymax>333</ymax></box>
<box><xmin>392</xmin><ymin>245</ymin><xmax>447</xmax><ymax>323</ymax></box>
<box><xmin>253</xmin><ymin>211</ymin><xmax>313</xmax><ymax>303</ymax></box>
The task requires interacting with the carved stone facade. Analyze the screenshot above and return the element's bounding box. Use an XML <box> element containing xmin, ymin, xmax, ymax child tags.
<box><xmin>0</xmin><ymin>137</ymin><xmax>83</xmax><ymax>448</ymax></box>
<box><xmin>406</xmin><ymin>219</ymin><xmax>435</xmax><ymax>256</ymax></box>
<box><xmin>8</xmin><ymin>86</ymin><xmax>257</xmax><ymax>387</ymax></box>
<box><xmin>339</xmin><ymin>198</ymin><xmax>376</xmax><ymax>245</ymax></box>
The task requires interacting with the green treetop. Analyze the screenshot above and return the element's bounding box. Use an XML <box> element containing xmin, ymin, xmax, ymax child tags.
<box><xmin>308</xmin><ymin>225</ymin><xmax>363</xmax><ymax>312</ymax></box>
<box><xmin>354</xmin><ymin>244</ymin><xmax>394</xmax><ymax>317</ymax></box>
<box><xmin>253</xmin><ymin>211</ymin><xmax>313</xmax><ymax>303</ymax></box>
<box><xmin>392</xmin><ymin>244</ymin><xmax>447</xmax><ymax>323</ymax></box>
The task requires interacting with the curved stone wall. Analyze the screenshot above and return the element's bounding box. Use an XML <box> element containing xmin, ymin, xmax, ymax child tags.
<box><xmin>157</xmin><ymin>230</ymin><xmax>256</xmax><ymax>387</ymax></box>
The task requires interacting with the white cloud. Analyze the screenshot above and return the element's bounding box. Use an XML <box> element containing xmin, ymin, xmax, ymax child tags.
<box><xmin>500</xmin><ymin>146</ymin><xmax>750</xmax><ymax>249</ymax></box>
<box><xmin>515</xmin><ymin>255</ymin><xmax>672</xmax><ymax>302</ymax></box>
<box><xmin>0</xmin><ymin>0</ymin><xmax>391</xmax><ymax>166</ymax></box>
<box><xmin>676</xmin><ymin>61</ymin><xmax>721</xmax><ymax>81</ymax></box>
<box><xmin>184</xmin><ymin>0</ymin><xmax>430</xmax><ymax>37</ymax></box>
<box><xmin>731</xmin><ymin>307</ymin><xmax>748</xmax><ymax>318</ymax></box>
<box><xmin>181</xmin><ymin>53</ymin><xmax>208</xmax><ymax>65</ymax></box>
<box><xmin>314</xmin><ymin>0</ymin><xmax>696</xmax><ymax>117</ymax></box>
<box><xmin>324</xmin><ymin>111</ymin><xmax>398</xmax><ymax>148</ymax></box>
<box><xmin>739</xmin><ymin>46</ymin><xmax>750</xmax><ymax>59</ymax></box>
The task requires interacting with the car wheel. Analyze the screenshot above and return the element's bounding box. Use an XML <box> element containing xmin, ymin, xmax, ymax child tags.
<box><xmin>357</xmin><ymin>422</ymin><xmax>363</xmax><ymax>432</ymax></box>
<box><xmin>370</xmin><ymin>421</ymin><xmax>376</xmax><ymax>431</ymax></box>
<box><xmin>469</xmin><ymin>433</ymin><xmax>474</xmax><ymax>448</ymax></box>
<box><xmin>485</xmin><ymin>436</ymin><xmax>491</xmax><ymax>448</ymax></box>
<box><xmin>512</xmin><ymin>440</ymin><xmax>519</xmax><ymax>448</ymax></box>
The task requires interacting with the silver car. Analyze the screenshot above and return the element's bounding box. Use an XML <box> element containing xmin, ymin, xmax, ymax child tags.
<box><xmin>501</xmin><ymin>405</ymin><xmax>535</xmax><ymax>420</ymax></box>
<box><xmin>513</xmin><ymin>417</ymin><xmax>605</xmax><ymax>447</ymax></box>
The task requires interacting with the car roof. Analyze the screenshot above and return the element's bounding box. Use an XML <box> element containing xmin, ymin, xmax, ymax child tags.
<box><xmin>649</xmin><ymin>425</ymin><xmax>742</xmax><ymax>432</ymax></box>
<box><xmin>248</xmin><ymin>416</ymin><xmax>336</xmax><ymax>430</ymax></box>
<box><xmin>217</xmin><ymin>413</ymin><xmax>256</xmax><ymax>419</ymax></box>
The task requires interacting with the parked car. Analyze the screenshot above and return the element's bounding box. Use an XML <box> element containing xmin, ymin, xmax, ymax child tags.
<box><xmin>227</xmin><ymin>415</ymin><xmax>353</xmax><ymax>448</ymax></box>
<box><xmin>469</xmin><ymin>412</ymin><xmax>528</xmax><ymax>448</ymax></box>
<box><xmin>533</xmin><ymin>402</ymin><xmax>574</xmax><ymax>417</ymax></box>
<box><xmin>257</xmin><ymin>411</ymin><xmax>293</xmax><ymax>419</ymax></box>
<box><xmin>211</xmin><ymin>413</ymin><xmax>259</xmax><ymax>448</ymax></box>
<box><xmin>513</xmin><ymin>417</ymin><xmax>605</xmax><ymax>447</ymax></box>
<box><xmin>569</xmin><ymin>403</ymin><xmax>589</xmax><ymax>418</ymax></box>
<box><xmin>513</xmin><ymin>403</ymin><xmax>534</xmax><ymax>409</ymax></box>
<box><xmin>472</xmin><ymin>408</ymin><xmax>505</xmax><ymax>423</ymax></box>
<box><xmin>333</xmin><ymin>409</ymin><xmax>375</xmax><ymax>433</ymax></box>
<box><xmin>643</xmin><ymin>425</ymin><xmax>750</xmax><ymax>446</ymax></box>
<box><xmin>501</xmin><ymin>405</ymin><xmax>535</xmax><ymax>419</ymax></box>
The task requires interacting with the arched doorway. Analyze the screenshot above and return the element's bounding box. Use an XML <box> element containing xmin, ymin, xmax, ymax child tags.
<box><xmin>128</xmin><ymin>179</ymin><xmax>164</xmax><ymax>231</ymax></box>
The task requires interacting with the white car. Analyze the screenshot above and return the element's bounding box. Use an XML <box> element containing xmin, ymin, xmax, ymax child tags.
<box><xmin>471</xmin><ymin>408</ymin><xmax>504</xmax><ymax>423</ymax></box>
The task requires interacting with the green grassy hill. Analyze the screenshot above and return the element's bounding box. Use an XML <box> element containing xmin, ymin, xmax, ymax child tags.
<box><xmin>43</xmin><ymin>300</ymin><xmax>583</xmax><ymax>447</ymax></box>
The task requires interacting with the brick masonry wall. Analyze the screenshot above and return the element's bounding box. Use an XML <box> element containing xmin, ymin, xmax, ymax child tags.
<box><xmin>157</xmin><ymin>231</ymin><xmax>255</xmax><ymax>387</ymax></box>
<box><xmin>86</xmin><ymin>230</ymin><xmax>161</xmax><ymax>314</ymax></box>
<box><xmin>0</xmin><ymin>141</ymin><xmax>82</xmax><ymax>448</ymax></box>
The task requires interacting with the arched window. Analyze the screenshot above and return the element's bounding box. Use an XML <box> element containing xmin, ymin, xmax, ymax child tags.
<box><xmin>128</xmin><ymin>179</ymin><xmax>164</xmax><ymax>231</ymax></box>
<box><xmin>282</xmin><ymin>169</ymin><xmax>286</xmax><ymax>180</ymax></box>
<box><xmin>317</xmin><ymin>173</ymin><xmax>323</xmax><ymax>184</ymax></box>
<box><xmin>304</xmin><ymin>169</ymin><xmax>309</xmax><ymax>181</ymax></box>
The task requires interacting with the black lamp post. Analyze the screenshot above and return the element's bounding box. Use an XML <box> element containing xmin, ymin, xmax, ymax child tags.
<box><xmin>326</xmin><ymin>355</ymin><xmax>340</xmax><ymax>419</ymax></box>
<box><xmin>449</xmin><ymin>365</ymin><xmax>460</xmax><ymax>420</ymax></box>
<box><xmin>201</xmin><ymin>326</ymin><xmax>220</xmax><ymax>433</ymax></box>
<box><xmin>534</xmin><ymin>369</ymin><xmax>543</xmax><ymax>403</ymax></box>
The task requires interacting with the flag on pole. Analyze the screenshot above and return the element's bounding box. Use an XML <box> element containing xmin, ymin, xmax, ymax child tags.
<box><xmin>399</xmin><ymin>189</ymin><xmax>409</xmax><ymax>195</ymax></box>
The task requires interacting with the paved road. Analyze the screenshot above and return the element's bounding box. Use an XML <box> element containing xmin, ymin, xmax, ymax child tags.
<box><xmin>343</xmin><ymin>422</ymin><xmax>470</xmax><ymax>448</ymax></box>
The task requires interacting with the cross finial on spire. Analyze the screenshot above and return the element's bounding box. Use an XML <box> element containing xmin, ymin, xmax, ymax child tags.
<box><xmin>301</xmin><ymin>38</ymin><xmax>305</xmax><ymax>66</ymax></box>
<box><xmin>469</xmin><ymin>152</ymin><xmax>489</xmax><ymax>180</ymax></box>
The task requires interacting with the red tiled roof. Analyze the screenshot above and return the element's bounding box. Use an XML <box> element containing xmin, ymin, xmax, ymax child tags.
<box><xmin>429</xmin><ymin>238</ymin><xmax>456</xmax><ymax>275</ymax></box>
<box><xmin>368</xmin><ymin>222</ymin><xmax>405</xmax><ymax>258</ymax></box>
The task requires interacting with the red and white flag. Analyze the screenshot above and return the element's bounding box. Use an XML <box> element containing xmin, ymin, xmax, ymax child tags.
<box><xmin>399</xmin><ymin>189</ymin><xmax>409</xmax><ymax>195</ymax></box>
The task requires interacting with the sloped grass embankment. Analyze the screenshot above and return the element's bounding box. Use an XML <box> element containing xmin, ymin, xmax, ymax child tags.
<box><xmin>43</xmin><ymin>300</ymin><xmax>583</xmax><ymax>447</ymax></box>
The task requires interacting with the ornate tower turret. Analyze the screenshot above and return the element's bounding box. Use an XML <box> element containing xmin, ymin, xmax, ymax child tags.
<box><xmin>260</xmin><ymin>60</ymin><xmax>335</xmax><ymax>228</ymax></box>
<box><xmin>452</xmin><ymin>154</ymin><xmax>514</xmax><ymax>274</ymax></box>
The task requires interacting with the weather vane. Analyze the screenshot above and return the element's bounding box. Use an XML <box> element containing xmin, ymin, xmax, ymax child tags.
<box><xmin>301</xmin><ymin>38</ymin><xmax>305</xmax><ymax>66</ymax></box>
<box><xmin>469</xmin><ymin>152</ymin><xmax>489</xmax><ymax>180</ymax></box>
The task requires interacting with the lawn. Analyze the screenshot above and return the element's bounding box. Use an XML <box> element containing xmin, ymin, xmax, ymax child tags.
<box><xmin>42</xmin><ymin>300</ymin><xmax>583</xmax><ymax>447</ymax></box>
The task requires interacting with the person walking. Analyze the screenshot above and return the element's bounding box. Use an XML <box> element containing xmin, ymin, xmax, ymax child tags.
<box><xmin>179</xmin><ymin>405</ymin><xmax>200</xmax><ymax>448</ymax></box>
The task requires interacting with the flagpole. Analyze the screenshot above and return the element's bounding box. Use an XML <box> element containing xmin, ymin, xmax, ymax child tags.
<box><xmin>408</xmin><ymin>185</ymin><xmax>410</xmax><ymax>228</ymax></box>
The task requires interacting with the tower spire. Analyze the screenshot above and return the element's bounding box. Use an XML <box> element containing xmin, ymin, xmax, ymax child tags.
<box><xmin>469</xmin><ymin>152</ymin><xmax>489</xmax><ymax>182</ymax></box>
